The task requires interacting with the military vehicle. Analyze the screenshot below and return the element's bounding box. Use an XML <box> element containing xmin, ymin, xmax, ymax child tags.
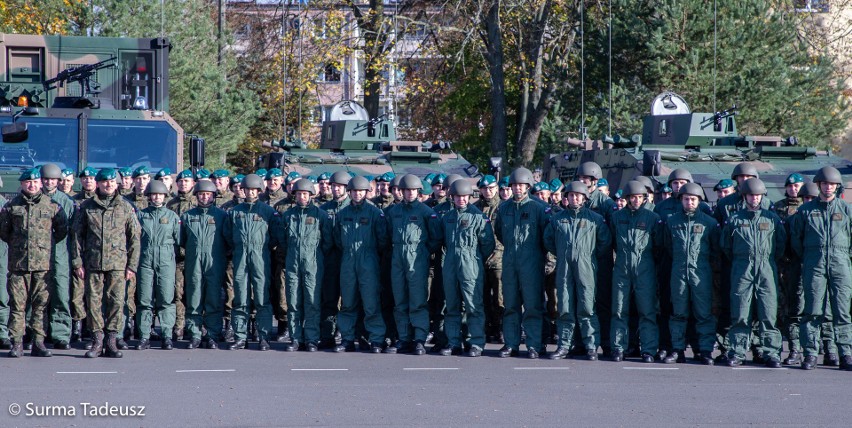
<box><xmin>257</xmin><ymin>100</ymin><xmax>481</xmax><ymax>181</ymax></box>
<box><xmin>0</xmin><ymin>33</ymin><xmax>184</xmax><ymax>194</ymax></box>
<box><xmin>543</xmin><ymin>92</ymin><xmax>852</xmax><ymax>203</ymax></box>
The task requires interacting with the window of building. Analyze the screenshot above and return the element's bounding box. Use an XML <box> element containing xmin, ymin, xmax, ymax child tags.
<box><xmin>794</xmin><ymin>0</ymin><xmax>830</xmax><ymax>12</ymax></box>
<box><xmin>318</xmin><ymin>63</ymin><xmax>341</xmax><ymax>82</ymax></box>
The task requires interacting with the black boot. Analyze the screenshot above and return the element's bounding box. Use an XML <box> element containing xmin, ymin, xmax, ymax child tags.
<box><xmin>104</xmin><ymin>332</ymin><xmax>123</xmax><ymax>358</ymax></box>
<box><xmin>222</xmin><ymin>319</ymin><xmax>235</xmax><ymax>343</ymax></box>
<box><xmin>116</xmin><ymin>337</ymin><xmax>130</xmax><ymax>350</ymax></box>
<box><xmin>249</xmin><ymin>318</ymin><xmax>258</xmax><ymax>342</ymax></box>
<box><xmin>7</xmin><ymin>339</ymin><xmax>23</xmax><ymax>358</ymax></box>
<box><xmin>783</xmin><ymin>350</ymin><xmax>802</xmax><ymax>366</ymax></box>
<box><xmin>31</xmin><ymin>339</ymin><xmax>52</xmax><ymax>357</ymax></box>
<box><xmin>70</xmin><ymin>320</ymin><xmax>82</xmax><ymax>343</ymax></box>
<box><xmin>85</xmin><ymin>332</ymin><xmax>104</xmax><ymax>358</ymax></box>
<box><xmin>0</xmin><ymin>337</ymin><xmax>11</xmax><ymax>350</ymax></box>
<box><xmin>276</xmin><ymin>322</ymin><xmax>290</xmax><ymax>343</ymax></box>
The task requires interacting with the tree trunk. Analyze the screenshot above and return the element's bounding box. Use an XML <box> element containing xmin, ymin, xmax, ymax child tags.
<box><xmin>483</xmin><ymin>0</ymin><xmax>507</xmax><ymax>164</ymax></box>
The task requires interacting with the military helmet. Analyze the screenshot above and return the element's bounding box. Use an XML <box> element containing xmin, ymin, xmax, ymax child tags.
<box><xmin>577</xmin><ymin>162</ymin><xmax>603</xmax><ymax>180</ymax></box>
<box><xmin>400</xmin><ymin>174</ymin><xmax>424</xmax><ymax>190</ymax></box>
<box><xmin>477</xmin><ymin>175</ymin><xmax>497</xmax><ymax>188</ymax></box>
<box><xmin>19</xmin><ymin>168</ymin><xmax>40</xmax><ymax>182</ymax></box>
<box><xmin>623</xmin><ymin>180</ymin><xmax>648</xmax><ymax>197</ymax></box>
<box><xmin>785</xmin><ymin>173</ymin><xmax>804</xmax><ymax>185</ymax></box>
<box><xmin>146</xmin><ymin>181</ymin><xmax>170</xmax><ymax>195</ymax></box>
<box><xmin>40</xmin><ymin>163</ymin><xmax>62</xmax><ymax>179</ymax></box>
<box><xmin>667</xmin><ymin>168</ymin><xmax>693</xmax><ymax>184</ymax></box>
<box><xmin>679</xmin><ymin>183</ymin><xmax>705</xmax><ymax>200</ymax></box>
<box><xmin>241</xmin><ymin>174</ymin><xmax>264</xmax><ymax>190</ymax></box>
<box><xmin>444</xmin><ymin>174</ymin><xmax>463</xmax><ymax>189</ymax></box>
<box><xmin>330</xmin><ymin>171</ymin><xmax>351</xmax><ymax>186</ymax></box>
<box><xmin>731</xmin><ymin>162</ymin><xmax>759</xmax><ymax>179</ymax></box>
<box><xmin>714</xmin><ymin>179</ymin><xmax>736</xmax><ymax>191</ymax></box>
<box><xmin>347</xmin><ymin>176</ymin><xmax>371</xmax><ymax>191</ymax></box>
<box><xmin>449</xmin><ymin>179</ymin><xmax>474</xmax><ymax>196</ymax></box>
<box><xmin>292</xmin><ymin>178</ymin><xmax>316</xmax><ymax>195</ymax></box>
<box><xmin>565</xmin><ymin>181</ymin><xmax>590</xmax><ymax>197</ymax></box>
<box><xmin>95</xmin><ymin>168</ymin><xmax>117</xmax><ymax>182</ymax></box>
<box><xmin>739</xmin><ymin>178</ymin><xmax>766</xmax><ymax>195</ymax></box>
<box><xmin>509</xmin><ymin>167</ymin><xmax>535</xmax><ymax>186</ymax></box>
<box><xmin>634</xmin><ymin>175</ymin><xmax>654</xmax><ymax>192</ymax></box>
<box><xmin>390</xmin><ymin>174</ymin><xmax>403</xmax><ymax>189</ymax></box>
<box><xmin>799</xmin><ymin>182</ymin><xmax>819</xmax><ymax>198</ymax></box>
<box><xmin>194</xmin><ymin>180</ymin><xmax>217</xmax><ymax>194</ymax></box>
<box><xmin>813</xmin><ymin>166</ymin><xmax>842</xmax><ymax>184</ymax></box>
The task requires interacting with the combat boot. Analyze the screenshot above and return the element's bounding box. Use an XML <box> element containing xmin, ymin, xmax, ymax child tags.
<box><xmin>641</xmin><ymin>353</ymin><xmax>655</xmax><ymax>364</ymax></box>
<box><xmin>53</xmin><ymin>340</ymin><xmax>70</xmax><ymax>350</ymax></box>
<box><xmin>31</xmin><ymin>339</ymin><xmax>52</xmax><ymax>357</ymax></box>
<box><xmin>413</xmin><ymin>341</ymin><xmax>426</xmax><ymax>355</ymax></box>
<box><xmin>116</xmin><ymin>337</ymin><xmax>130</xmax><ymax>350</ymax></box>
<box><xmin>249</xmin><ymin>318</ymin><xmax>258</xmax><ymax>342</ymax></box>
<box><xmin>7</xmin><ymin>339</ymin><xmax>23</xmax><ymax>358</ymax></box>
<box><xmin>839</xmin><ymin>355</ymin><xmax>852</xmax><ymax>371</ymax></box>
<box><xmin>258</xmin><ymin>338</ymin><xmax>270</xmax><ymax>351</ymax></box>
<box><xmin>498</xmin><ymin>346</ymin><xmax>518</xmax><ymax>358</ymax></box>
<box><xmin>550</xmin><ymin>347</ymin><xmax>571</xmax><ymax>360</ymax></box>
<box><xmin>699</xmin><ymin>351</ymin><xmax>715</xmax><ymax>366</ymax></box>
<box><xmin>85</xmin><ymin>332</ymin><xmax>104</xmax><ymax>358</ymax></box>
<box><xmin>610</xmin><ymin>350</ymin><xmax>624</xmax><ymax>362</ymax></box>
<box><xmin>783</xmin><ymin>350</ymin><xmax>802</xmax><ymax>366</ymax></box>
<box><xmin>662</xmin><ymin>350</ymin><xmax>683</xmax><ymax>364</ymax></box>
<box><xmin>161</xmin><ymin>338</ymin><xmax>173</xmax><ymax>350</ymax></box>
<box><xmin>824</xmin><ymin>353</ymin><xmax>839</xmax><ymax>367</ymax></box>
<box><xmin>187</xmin><ymin>338</ymin><xmax>202</xmax><ymax>349</ymax></box>
<box><xmin>228</xmin><ymin>339</ymin><xmax>247</xmax><ymax>350</ymax></box>
<box><xmin>0</xmin><ymin>337</ymin><xmax>12</xmax><ymax>350</ymax></box>
<box><xmin>801</xmin><ymin>355</ymin><xmax>817</xmax><ymax>370</ymax></box>
<box><xmin>104</xmin><ymin>332</ymin><xmax>123</xmax><ymax>358</ymax></box>
<box><xmin>222</xmin><ymin>321</ymin><xmax>235</xmax><ymax>343</ymax></box>
<box><xmin>765</xmin><ymin>357</ymin><xmax>782</xmax><ymax>369</ymax></box>
<box><xmin>284</xmin><ymin>341</ymin><xmax>300</xmax><ymax>352</ymax></box>
<box><xmin>136</xmin><ymin>339</ymin><xmax>150</xmax><ymax>350</ymax></box>
<box><xmin>335</xmin><ymin>340</ymin><xmax>356</xmax><ymax>353</ymax></box>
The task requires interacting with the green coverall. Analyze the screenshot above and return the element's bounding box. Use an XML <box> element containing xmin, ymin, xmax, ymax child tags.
<box><xmin>721</xmin><ymin>208</ymin><xmax>786</xmax><ymax>360</ymax></box>
<box><xmin>333</xmin><ymin>201</ymin><xmax>389</xmax><ymax>344</ymax></box>
<box><xmin>280</xmin><ymin>203</ymin><xmax>333</xmax><ymax>345</ymax></box>
<box><xmin>136</xmin><ymin>205</ymin><xmax>181</xmax><ymax>340</ymax></box>
<box><xmin>543</xmin><ymin>205</ymin><xmax>610</xmax><ymax>351</ymax></box>
<box><xmin>438</xmin><ymin>204</ymin><xmax>495</xmax><ymax>350</ymax></box>
<box><xmin>386</xmin><ymin>200</ymin><xmax>441</xmax><ymax>343</ymax></box>
<box><xmin>46</xmin><ymin>189</ymin><xmax>74</xmax><ymax>343</ymax></box>
<box><xmin>181</xmin><ymin>205</ymin><xmax>229</xmax><ymax>341</ymax></box>
<box><xmin>662</xmin><ymin>210</ymin><xmax>719</xmax><ymax>353</ymax></box>
<box><xmin>789</xmin><ymin>198</ymin><xmax>852</xmax><ymax>358</ymax></box>
<box><xmin>609</xmin><ymin>206</ymin><xmax>661</xmax><ymax>355</ymax></box>
<box><xmin>319</xmin><ymin>196</ymin><xmax>350</xmax><ymax>343</ymax></box>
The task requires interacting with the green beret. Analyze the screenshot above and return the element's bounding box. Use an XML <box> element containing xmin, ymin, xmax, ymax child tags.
<box><xmin>95</xmin><ymin>168</ymin><xmax>117</xmax><ymax>182</ymax></box>
<box><xmin>548</xmin><ymin>178</ymin><xmax>563</xmax><ymax>192</ymax></box>
<box><xmin>154</xmin><ymin>168</ymin><xmax>172</xmax><ymax>180</ymax></box>
<box><xmin>265</xmin><ymin>168</ymin><xmax>283</xmax><ymax>180</ymax></box>
<box><xmin>364</xmin><ymin>175</ymin><xmax>374</xmax><ymax>182</ymax></box>
<box><xmin>533</xmin><ymin>182</ymin><xmax>550</xmax><ymax>193</ymax></box>
<box><xmin>117</xmin><ymin>167</ymin><xmax>133</xmax><ymax>178</ymax></box>
<box><xmin>305</xmin><ymin>175</ymin><xmax>318</xmax><ymax>183</ymax></box>
<box><xmin>230</xmin><ymin>174</ymin><xmax>245</xmax><ymax>186</ymax></box>
<box><xmin>176</xmin><ymin>169</ymin><xmax>194</xmax><ymax>180</ymax></box>
<box><xmin>597</xmin><ymin>178</ymin><xmax>609</xmax><ymax>187</ymax></box>
<box><xmin>195</xmin><ymin>168</ymin><xmax>211</xmax><ymax>179</ymax></box>
<box><xmin>714</xmin><ymin>179</ymin><xmax>735</xmax><ymax>191</ymax></box>
<box><xmin>786</xmin><ymin>173</ymin><xmax>804</xmax><ymax>185</ymax></box>
<box><xmin>79</xmin><ymin>167</ymin><xmax>97</xmax><ymax>178</ymax></box>
<box><xmin>318</xmin><ymin>172</ymin><xmax>332</xmax><ymax>181</ymax></box>
<box><xmin>61</xmin><ymin>168</ymin><xmax>75</xmax><ymax>178</ymax></box>
<box><xmin>376</xmin><ymin>172</ymin><xmax>394</xmax><ymax>183</ymax></box>
<box><xmin>132</xmin><ymin>166</ymin><xmax>150</xmax><ymax>178</ymax></box>
<box><xmin>285</xmin><ymin>171</ymin><xmax>302</xmax><ymax>184</ymax></box>
<box><xmin>431</xmin><ymin>174</ymin><xmax>447</xmax><ymax>186</ymax></box>
<box><xmin>421</xmin><ymin>180</ymin><xmax>434</xmax><ymax>195</ymax></box>
<box><xmin>19</xmin><ymin>167</ymin><xmax>41</xmax><ymax>181</ymax></box>
<box><xmin>211</xmin><ymin>169</ymin><xmax>230</xmax><ymax>179</ymax></box>
<box><xmin>498</xmin><ymin>177</ymin><xmax>510</xmax><ymax>189</ymax></box>
<box><xmin>255</xmin><ymin>168</ymin><xmax>267</xmax><ymax>177</ymax></box>
<box><xmin>477</xmin><ymin>175</ymin><xmax>497</xmax><ymax>188</ymax></box>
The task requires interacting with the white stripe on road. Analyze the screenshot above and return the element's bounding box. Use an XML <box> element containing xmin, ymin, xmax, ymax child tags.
<box><xmin>622</xmin><ymin>367</ymin><xmax>679</xmax><ymax>370</ymax></box>
<box><xmin>56</xmin><ymin>371</ymin><xmax>117</xmax><ymax>374</ymax></box>
<box><xmin>513</xmin><ymin>367</ymin><xmax>571</xmax><ymax>370</ymax></box>
<box><xmin>291</xmin><ymin>368</ymin><xmax>349</xmax><ymax>371</ymax></box>
<box><xmin>175</xmin><ymin>369</ymin><xmax>236</xmax><ymax>373</ymax></box>
<box><xmin>402</xmin><ymin>367</ymin><xmax>458</xmax><ymax>371</ymax></box>
<box><xmin>732</xmin><ymin>367</ymin><xmax>788</xmax><ymax>370</ymax></box>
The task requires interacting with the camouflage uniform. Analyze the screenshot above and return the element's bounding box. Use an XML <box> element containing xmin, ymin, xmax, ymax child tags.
<box><xmin>71</xmin><ymin>192</ymin><xmax>141</xmax><ymax>336</ymax></box>
<box><xmin>0</xmin><ymin>191</ymin><xmax>68</xmax><ymax>343</ymax></box>
<box><xmin>122</xmin><ymin>191</ymin><xmax>148</xmax><ymax>334</ymax></box>
<box><xmin>44</xmin><ymin>188</ymin><xmax>74</xmax><ymax>344</ymax></box>
<box><xmin>215</xmin><ymin>189</ymin><xmax>234</xmax><ymax>208</ymax></box>
<box><xmin>166</xmin><ymin>191</ymin><xmax>196</xmax><ymax>338</ymax></box>
<box><xmin>70</xmin><ymin>190</ymin><xmax>96</xmax><ymax>324</ymax></box>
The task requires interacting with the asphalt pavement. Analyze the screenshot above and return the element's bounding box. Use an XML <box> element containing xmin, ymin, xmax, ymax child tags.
<box><xmin>0</xmin><ymin>340</ymin><xmax>847</xmax><ymax>427</ymax></box>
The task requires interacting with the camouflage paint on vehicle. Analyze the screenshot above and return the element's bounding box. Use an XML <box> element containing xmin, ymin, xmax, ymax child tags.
<box><xmin>543</xmin><ymin>92</ymin><xmax>852</xmax><ymax>203</ymax></box>
<box><xmin>0</xmin><ymin>33</ymin><xmax>184</xmax><ymax>196</ymax></box>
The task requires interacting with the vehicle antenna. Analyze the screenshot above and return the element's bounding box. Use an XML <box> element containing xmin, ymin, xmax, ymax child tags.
<box><xmin>608</xmin><ymin>0</ymin><xmax>612</xmax><ymax>136</ymax></box>
<box><xmin>579</xmin><ymin>2</ymin><xmax>586</xmax><ymax>141</ymax></box>
<box><xmin>713</xmin><ymin>0</ymin><xmax>718</xmax><ymax>112</ymax></box>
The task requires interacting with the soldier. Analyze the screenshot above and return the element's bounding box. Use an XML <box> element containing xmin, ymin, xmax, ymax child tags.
<box><xmin>545</xmin><ymin>182</ymin><xmax>611</xmax><ymax>360</ymax></box>
<box><xmin>474</xmin><ymin>175</ymin><xmax>504</xmax><ymax>344</ymax></box>
<box><xmin>719</xmin><ymin>178</ymin><xmax>786</xmax><ymax>367</ymax></box>
<box><xmin>609</xmin><ymin>181</ymin><xmax>662</xmax><ymax>363</ymax></box>
<box><xmin>714</xmin><ymin>179</ymin><xmax>736</xmax><ymax>204</ymax></box>
<box><xmin>333</xmin><ymin>176</ymin><xmax>389</xmax><ymax>353</ymax></box>
<box><xmin>384</xmin><ymin>174</ymin><xmax>441</xmax><ymax>355</ymax></box>
<box><xmin>284</xmin><ymin>171</ymin><xmax>301</xmax><ymax>195</ymax></box>
<box><xmin>660</xmin><ymin>185</ymin><xmax>673</xmax><ymax>201</ymax></box>
<box><xmin>128</xmin><ymin>166</ymin><xmax>151</xmax><ymax>211</ymax></box>
<box><xmin>71</xmin><ymin>168</ymin><xmax>141</xmax><ymax>359</ymax></box>
<box><xmin>614</xmin><ymin>190</ymin><xmax>626</xmax><ymax>210</ymax></box>
<box><xmin>495</xmin><ymin>167</ymin><xmax>551</xmax><ymax>359</ymax></box>
<box><xmin>789</xmin><ymin>166</ymin><xmax>852</xmax><ymax>371</ymax></box>
<box><xmin>260</xmin><ymin>168</ymin><xmax>290</xmax><ymax>342</ymax></box>
<box><xmin>181</xmin><ymin>180</ymin><xmax>229</xmax><ymax>350</ymax></box>
<box><xmin>498</xmin><ymin>177</ymin><xmax>512</xmax><ymax>201</ymax></box>
<box><xmin>154</xmin><ymin>168</ymin><xmax>174</xmax><ymax>195</ymax></box>
<box><xmin>59</xmin><ymin>168</ymin><xmax>75</xmax><ymax>196</ymax></box>
<box><xmin>211</xmin><ymin>169</ymin><xmax>233</xmax><ymax>208</ymax></box>
<box><xmin>280</xmin><ymin>179</ymin><xmax>333</xmax><ymax>352</ymax></box>
<box><xmin>318</xmin><ymin>171</ymin><xmax>352</xmax><ymax>348</ymax></box>
<box><xmin>166</xmin><ymin>169</ymin><xmax>197</xmax><ymax>341</ymax></box>
<box><xmin>260</xmin><ymin>168</ymin><xmax>287</xmax><ymax>205</ymax></box>
<box><xmin>775</xmin><ymin>173</ymin><xmax>805</xmax><ymax>365</ymax></box>
<box><xmin>223</xmin><ymin>174</ymin><xmax>278</xmax><ymax>351</ymax></box>
<box><xmin>633</xmin><ymin>176</ymin><xmax>656</xmax><ymax>209</ymax></box>
<box><xmin>120</xmin><ymin>166</ymin><xmax>150</xmax><ymax>343</ymax></box>
<box><xmin>40</xmin><ymin>164</ymin><xmax>75</xmax><ymax>349</ymax></box>
<box><xmin>427</xmin><ymin>174</ymin><xmax>463</xmax><ymax>353</ymax></box>
<box><xmin>220</xmin><ymin>174</ymin><xmax>244</xmax><ymax>342</ymax></box>
<box><xmin>70</xmin><ymin>166</ymin><xmax>98</xmax><ymax>342</ymax></box>
<box><xmin>195</xmin><ymin>169</ymin><xmax>211</xmax><ymax>181</ymax></box>
<box><xmin>118</xmin><ymin>167</ymin><xmax>134</xmax><ymax>196</ymax></box>
<box><xmin>427</xmin><ymin>174</ymin><xmax>447</xmax><ymax>208</ymax></box>
<box><xmin>135</xmin><ymin>181</ymin><xmax>181</xmax><ymax>351</ymax></box>
<box><xmin>390</xmin><ymin>174</ymin><xmax>404</xmax><ymax>203</ymax></box>
<box><xmin>371</xmin><ymin>172</ymin><xmax>395</xmax><ymax>209</ymax></box>
<box><xmin>660</xmin><ymin>183</ymin><xmax>719</xmax><ymax>365</ymax></box>
<box><xmin>549</xmin><ymin>179</ymin><xmax>564</xmax><ymax>206</ymax></box>
<box><xmin>436</xmin><ymin>179</ymin><xmax>495</xmax><ymax>356</ymax></box>
<box><xmin>596</xmin><ymin>178</ymin><xmax>610</xmax><ymax>197</ymax></box>
<box><xmin>316</xmin><ymin>172</ymin><xmax>334</xmax><ymax>203</ymax></box>
<box><xmin>0</xmin><ymin>168</ymin><xmax>68</xmax><ymax>357</ymax></box>
<box><xmin>533</xmin><ymin>182</ymin><xmax>552</xmax><ymax>204</ymax></box>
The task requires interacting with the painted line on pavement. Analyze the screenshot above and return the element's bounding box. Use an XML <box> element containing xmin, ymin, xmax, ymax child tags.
<box><xmin>402</xmin><ymin>367</ymin><xmax>459</xmax><ymax>371</ymax></box>
<box><xmin>291</xmin><ymin>368</ymin><xmax>349</xmax><ymax>371</ymax></box>
<box><xmin>56</xmin><ymin>371</ymin><xmax>118</xmax><ymax>374</ymax></box>
<box><xmin>175</xmin><ymin>369</ymin><xmax>236</xmax><ymax>373</ymax></box>
<box><xmin>513</xmin><ymin>367</ymin><xmax>571</xmax><ymax>370</ymax></box>
<box><xmin>732</xmin><ymin>367</ymin><xmax>788</xmax><ymax>370</ymax></box>
<box><xmin>622</xmin><ymin>367</ymin><xmax>679</xmax><ymax>370</ymax></box>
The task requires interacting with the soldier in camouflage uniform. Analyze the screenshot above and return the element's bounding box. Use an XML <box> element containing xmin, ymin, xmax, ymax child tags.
<box><xmin>128</xmin><ymin>166</ymin><xmax>151</xmax><ymax>211</ymax></box>
<box><xmin>71</xmin><ymin>168</ymin><xmax>140</xmax><ymax>359</ymax></box>
<box><xmin>70</xmin><ymin>166</ymin><xmax>98</xmax><ymax>342</ymax></box>
<box><xmin>1</xmin><ymin>169</ymin><xmax>68</xmax><ymax>357</ymax></box>
<box><xmin>135</xmin><ymin>181</ymin><xmax>181</xmax><ymax>351</ymax></box>
<box><xmin>318</xmin><ymin>171</ymin><xmax>352</xmax><ymax>348</ymax></box>
<box><xmin>371</xmin><ymin>172</ymin><xmax>395</xmax><ymax>209</ymax></box>
<box><xmin>154</xmin><ymin>168</ymin><xmax>174</xmax><ymax>196</ymax></box>
<box><xmin>118</xmin><ymin>167</ymin><xmax>134</xmax><ymax>197</ymax></box>
<box><xmin>40</xmin><ymin>164</ymin><xmax>75</xmax><ymax>349</ymax></box>
<box><xmin>211</xmin><ymin>169</ymin><xmax>233</xmax><ymax>208</ymax></box>
<box><xmin>475</xmin><ymin>175</ymin><xmax>504</xmax><ymax>344</ymax></box>
<box><xmin>316</xmin><ymin>172</ymin><xmax>334</xmax><ymax>204</ymax></box>
<box><xmin>59</xmin><ymin>168</ymin><xmax>76</xmax><ymax>197</ymax></box>
<box><xmin>166</xmin><ymin>169</ymin><xmax>197</xmax><ymax>341</ymax></box>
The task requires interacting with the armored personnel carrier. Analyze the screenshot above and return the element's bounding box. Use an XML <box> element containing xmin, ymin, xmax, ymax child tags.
<box><xmin>0</xmin><ymin>33</ymin><xmax>184</xmax><ymax>194</ymax></box>
<box><xmin>257</xmin><ymin>100</ymin><xmax>481</xmax><ymax>180</ymax></box>
<box><xmin>543</xmin><ymin>92</ymin><xmax>852</xmax><ymax>203</ymax></box>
